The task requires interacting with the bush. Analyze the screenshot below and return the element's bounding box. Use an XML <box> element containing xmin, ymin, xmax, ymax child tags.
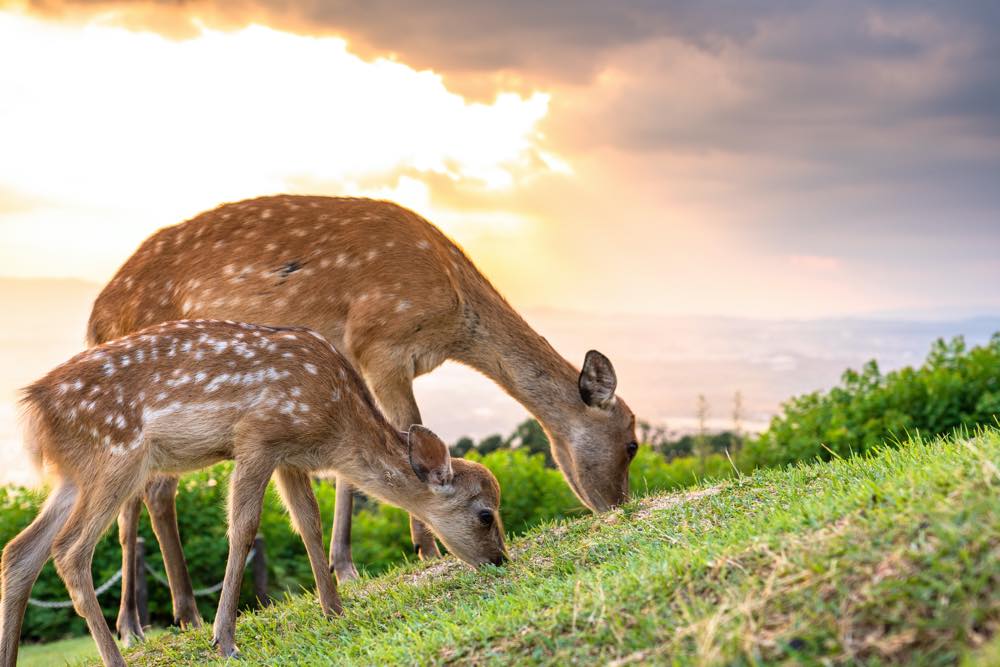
<box><xmin>739</xmin><ymin>334</ymin><xmax>1000</xmax><ymax>469</ymax></box>
<box><xmin>629</xmin><ymin>447</ymin><xmax>735</xmax><ymax>498</ymax></box>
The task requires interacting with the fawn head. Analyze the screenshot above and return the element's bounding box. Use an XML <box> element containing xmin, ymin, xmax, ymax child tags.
<box><xmin>550</xmin><ymin>350</ymin><xmax>637</xmax><ymax>512</ymax></box>
<box><xmin>406</xmin><ymin>425</ymin><xmax>507</xmax><ymax>567</ymax></box>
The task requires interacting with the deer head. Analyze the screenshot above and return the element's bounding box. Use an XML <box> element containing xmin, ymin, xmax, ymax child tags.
<box><xmin>404</xmin><ymin>425</ymin><xmax>507</xmax><ymax>567</ymax></box>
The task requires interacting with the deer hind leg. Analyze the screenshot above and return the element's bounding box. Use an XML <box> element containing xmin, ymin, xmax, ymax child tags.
<box><xmin>211</xmin><ymin>455</ymin><xmax>275</xmax><ymax>659</ymax></box>
<box><xmin>275</xmin><ymin>467</ymin><xmax>342</xmax><ymax>616</ymax></box>
<box><xmin>114</xmin><ymin>496</ymin><xmax>145</xmax><ymax>646</ymax></box>
<box><xmin>368</xmin><ymin>370</ymin><xmax>441</xmax><ymax>561</ymax></box>
<box><xmin>143</xmin><ymin>474</ymin><xmax>202</xmax><ymax>629</ymax></box>
<box><xmin>53</xmin><ymin>468</ymin><xmax>145</xmax><ymax>667</ymax></box>
<box><xmin>0</xmin><ymin>481</ymin><xmax>77</xmax><ymax>667</ymax></box>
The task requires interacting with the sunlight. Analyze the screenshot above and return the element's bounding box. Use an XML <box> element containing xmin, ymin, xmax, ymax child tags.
<box><xmin>0</xmin><ymin>11</ymin><xmax>555</xmax><ymax>279</ymax></box>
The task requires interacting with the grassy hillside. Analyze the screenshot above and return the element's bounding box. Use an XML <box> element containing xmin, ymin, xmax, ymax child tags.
<box><xmin>119</xmin><ymin>428</ymin><xmax>1000</xmax><ymax>666</ymax></box>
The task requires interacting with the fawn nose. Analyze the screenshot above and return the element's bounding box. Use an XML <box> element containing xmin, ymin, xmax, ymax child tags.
<box><xmin>492</xmin><ymin>552</ymin><xmax>508</xmax><ymax>566</ymax></box>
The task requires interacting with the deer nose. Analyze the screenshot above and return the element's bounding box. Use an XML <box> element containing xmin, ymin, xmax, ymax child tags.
<box><xmin>492</xmin><ymin>552</ymin><xmax>508</xmax><ymax>566</ymax></box>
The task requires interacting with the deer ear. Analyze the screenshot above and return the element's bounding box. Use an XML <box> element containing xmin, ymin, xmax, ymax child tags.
<box><xmin>407</xmin><ymin>424</ymin><xmax>453</xmax><ymax>490</ymax></box>
<box><xmin>579</xmin><ymin>350</ymin><xmax>617</xmax><ymax>408</ymax></box>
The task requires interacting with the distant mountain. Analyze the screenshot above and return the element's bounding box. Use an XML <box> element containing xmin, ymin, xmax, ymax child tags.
<box><xmin>0</xmin><ymin>276</ymin><xmax>997</xmax><ymax>485</ymax></box>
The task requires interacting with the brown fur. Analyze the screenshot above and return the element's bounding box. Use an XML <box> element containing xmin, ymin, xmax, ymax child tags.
<box><xmin>89</xmin><ymin>194</ymin><xmax>637</xmax><ymax>634</ymax></box>
<box><xmin>1</xmin><ymin>321</ymin><xmax>505</xmax><ymax>665</ymax></box>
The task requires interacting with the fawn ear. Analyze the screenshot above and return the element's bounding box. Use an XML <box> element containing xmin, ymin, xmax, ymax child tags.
<box><xmin>579</xmin><ymin>350</ymin><xmax>617</xmax><ymax>409</ymax></box>
<box><xmin>407</xmin><ymin>425</ymin><xmax>454</xmax><ymax>491</ymax></box>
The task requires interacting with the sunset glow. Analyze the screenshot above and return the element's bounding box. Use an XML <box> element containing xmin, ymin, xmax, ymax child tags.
<box><xmin>0</xmin><ymin>10</ymin><xmax>555</xmax><ymax>282</ymax></box>
<box><xmin>0</xmin><ymin>2</ymin><xmax>998</xmax><ymax>318</ymax></box>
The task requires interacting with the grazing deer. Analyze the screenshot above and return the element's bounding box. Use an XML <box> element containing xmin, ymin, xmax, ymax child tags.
<box><xmin>0</xmin><ymin>320</ymin><xmax>506</xmax><ymax>667</ymax></box>
<box><xmin>89</xmin><ymin>195</ymin><xmax>637</xmax><ymax>642</ymax></box>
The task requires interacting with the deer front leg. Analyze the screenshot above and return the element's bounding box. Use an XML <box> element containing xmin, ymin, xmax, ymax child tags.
<box><xmin>144</xmin><ymin>474</ymin><xmax>202</xmax><ymax>629</ymax></box>
<box><xmin>115</xmin><ymin>497</ymin><xmax>145</xmax><ymax>646</ymax></box>
<box><xmin>212</xmin><ymin>457</ymin><xmax>274</xmax><ymax>659</ymax></box>
<box><xmin>330</xmin><ymin>478</ymin><xmax>360</xmax><ymax>582</ymax></box>
<box><xmin>276</xmin><ymin>467</ymin><xmax>342</xmax><ymax>616</ymax></box>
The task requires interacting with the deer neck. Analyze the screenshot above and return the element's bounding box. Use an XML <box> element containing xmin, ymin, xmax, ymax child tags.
<box><xmin>329</xmin><ymin>423</ymin><xmax>432</xmax><ymax>515</ymax></box>
<box><xmin>453</xmin><ymin>294</ymin><xmax>582</xmax><ymax>444</ymax></box>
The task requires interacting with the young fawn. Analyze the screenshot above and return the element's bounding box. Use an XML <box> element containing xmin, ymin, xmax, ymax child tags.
<box><xmin>0</xmin><ymin>320</ymin><xmax>506</xmax><ymax>667</ymax></box>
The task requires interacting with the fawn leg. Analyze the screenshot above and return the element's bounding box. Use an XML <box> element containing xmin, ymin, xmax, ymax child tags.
<box><xmin>144</xmin><ymin>474</ymin><xmax>202</xmax><ymax>628</ymax></box>
<box><xmin>275</xmin><ymin>467</ymin><xmax>342</xmax><ymax>616</ymax></box>
<box><xmin>115</xmin><ymin>496</ymin><xmax>145</xmax><ymax>646</ymax></box>
<box><xmin>0</xmin><ymin>482</ymin><xmax>77</xmax><ymax>667</ymax></box>
<box><xmin>211</xmin><ymin>457</ymin><xmax>274</xmax><ymax>659</ymax></box>
<box><xmin>54</xmin><ymin>471</ymin><xmax>142</xmax><ymax>667</ymax></box>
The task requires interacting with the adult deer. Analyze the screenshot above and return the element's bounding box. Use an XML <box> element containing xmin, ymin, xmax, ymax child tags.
<box><xmin>0</xmin><ymin>320</ymin><xmax>506</xmax><ymax>667</ymax></box>
<box><xmin>88</xmin><ymin>195</ymin><xmax>637</xmax><ymax>642</ymax></box>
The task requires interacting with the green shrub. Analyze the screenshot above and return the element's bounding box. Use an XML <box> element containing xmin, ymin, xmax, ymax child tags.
<box><xmin>740</xmin><ymin>333</ymin><xmax>1000</xmax><ymax>469</ymax></box>
<box><xmin>629</xmin><ymin>447</ymin><xmax>734</xmax><ymax>498</ymax></box>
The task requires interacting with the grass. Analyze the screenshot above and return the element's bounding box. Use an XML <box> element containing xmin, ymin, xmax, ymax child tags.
<box><xmin>19</xmin><ymin>629</ymin><xmax>166</xmax><ymax>667</ymax></box>
<box><xmin>105</xmin><ymin>428</ymin><xmax>1000</xmax><ymax>665</ymax></box>
<box><xmin>19</xmin><ymin>634</ymin><xmax>95</xmax><ymax>667</ymax></box>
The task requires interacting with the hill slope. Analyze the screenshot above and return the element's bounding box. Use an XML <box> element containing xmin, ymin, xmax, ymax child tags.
<box><xmin>124</xmin><ymin>429</ymin><xmax>1000</xmax><ymax>666</ymax></box>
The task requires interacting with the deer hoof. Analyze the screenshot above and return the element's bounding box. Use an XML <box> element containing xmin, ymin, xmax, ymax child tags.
<box><xmin>174</xmin><ymin>604</ymin><xmax>204</xmax><ymax>630</ymax></box>
<box><xmin>333</xmin><ymin>561</ymin><xmax>359</xmax><ymax>583</ymax></box>
<box><xmin>116</xmin><ymin>613</ymin><xmax>145</xmax><ymax>647</ymax></box>
<box><xmin>212</xmin><ymin>636</ymin><xmax>241</xmax><ymax>659</ymax></box>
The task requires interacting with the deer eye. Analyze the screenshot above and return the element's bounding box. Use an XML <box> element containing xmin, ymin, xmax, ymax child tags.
<box><xmin>478</xmin><ymin>509</ymin><xmax>494</xmax><ymax>527</ymax></box>
<box><xmin>626</xmin><ymin>441</ymin><xmax>639</xmax><ymax>459</ymax></box>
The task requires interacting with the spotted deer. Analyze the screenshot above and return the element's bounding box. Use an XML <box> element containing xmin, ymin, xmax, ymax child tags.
<box><xmin>89</xmin><ymin>195</ymin><xmax>637</xmax><ymax>643</ymax></box>
<box><xmin>0</xmin><ymin>320</ymin><xmax>505</xmax><ymax>667</ymax></box>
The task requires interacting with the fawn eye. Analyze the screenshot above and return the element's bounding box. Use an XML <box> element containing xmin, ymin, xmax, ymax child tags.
<box><xmin>626</xmin><ymin>441</ymin><xmax>639</xmax><ymax>459</ymax></box>
<box><xmin>478</xmin><ymin>509</ymin><xmax>494</xmax><ymax>527</ymax></box>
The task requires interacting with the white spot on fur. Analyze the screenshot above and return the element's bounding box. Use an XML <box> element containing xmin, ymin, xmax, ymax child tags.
<box><xmin>395</xmin><ymin>300</ymin><xmax>411</xmax><ymax>313</ymax></box>
<box><xmin>303</xmin><ymin>363</ymin><xmax>318</xmax><ymax>375</ymax></box>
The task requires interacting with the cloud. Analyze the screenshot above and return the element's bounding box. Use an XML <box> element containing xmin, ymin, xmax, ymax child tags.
<box><xmin>15</xmin><ymin>0</ymin><xmax>794</xmax><ymax>82</ymax></box>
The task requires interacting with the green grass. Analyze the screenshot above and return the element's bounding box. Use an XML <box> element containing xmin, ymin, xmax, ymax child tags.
<box><xmin>19</xmin><ymin>629</ymin><xmax>166</xmax><ymax>667</ymax></box>
<box><xmin>18</xmin><ymin>634</ymin><xmax>95</xmax><ymax>667</ymax></box>
<box><xmin>111</xmin><ymin>428</ymin><xmax>1000</xmax><ymax>665</ymax></box>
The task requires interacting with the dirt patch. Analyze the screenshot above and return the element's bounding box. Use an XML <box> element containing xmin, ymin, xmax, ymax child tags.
<box><xmin>632</xmin><ymin>485</ymin><xmax>724</xmax><ymax>521</ymax></box>
<box><xmin>402</xmin><ymin>558</ymin><xmax>465</xmax><ymax>586</ymax></box>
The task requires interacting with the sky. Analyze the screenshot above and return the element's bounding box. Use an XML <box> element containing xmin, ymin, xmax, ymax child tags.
<box><xmin>1</xmin><ymin>1</ymin><xmax>999</xmax><ymax>318</ymax></box>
